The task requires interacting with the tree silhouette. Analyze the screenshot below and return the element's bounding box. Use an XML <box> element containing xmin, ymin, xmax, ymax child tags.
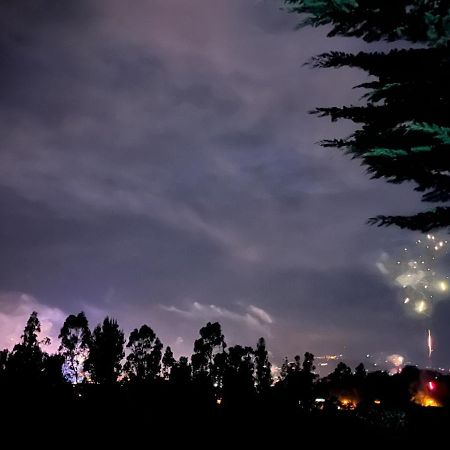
<box><xmin>0</xmin><ymin>310</ymin><xmax>449</xmax><ymax>441</ymax></box>
<box><xmin>211</xmin><ymin>349</ymin><xmax>228</xmax><ymax>390</ymax></box>
<box><xmin>0</xmin><ymin>349</ymin><xmax>8</xmax><ymax>379</ymax></box>
<box><xmin>329</xmin><ymin>362</ymin><xmax>352</xmax><ymax>383</ymax></box>
<box><xmin>191</xmin><ymin>322</ymin><xmax>226</xmax><ymax>378</ymax></box>
<box><xmin>170</xmin><ymin>356</ymin><xmax>192</xmax><ymax>385</ymax></box>
<box><xmin>255</xmin><ymin>337</ymin><xmax>272</xmax><ymax>393</ymax></box>
<box><xmin>355</xmin><ymin>362</ymin><xmax>367</xmax><ymax>381</ymax></box>
<box><xmin>279</xmin><ymin>356</ymin><xmax>290</xmax><ymax>381</ymax></box>
<box><xmin>162</xmin><ymin>346</ymin><xmax>176</xmax><ymax>379</ymax></box>
<box><xmin>223</xmin><ymin>345</ymin><xmax>255</xmax><ymax>402</ymax></box>
<box><xmin>149</xmin><ymin>338</ymin><xmax>163</xmax><ymax>379</ymax></box>
<box><xmin>59</xmin><ymin>312</ymin><xmax>91</xmax><ymax>383</ymax></box>
<box><xmin>300</xmin><ymin>352</ymin><xmax>317</xmax><ymax>409</ymax></box>
<box><xmin>286</xmin><ymin>1</ymin><xmax>450</xmax><ymax>45</ymax></box>
<box><xmin>280</xmin><ymin>352</ymin><xmax>318</xmax><ymax>410</ymax></box>
<box><xmin>43</xmin><ymin>354</ymin><xmax>66</xmax><ymax>386</ymax></box>
<box><xmin>7</xmin><ymin>311</ymin><xmax>46</xmax><ymax>384</ymax></box>
<box><xmin>124</xmin><ymin>324</ymin><xmax>163</xmax><ymax>382</ymax></box>
<box><xmin>85</xmin><ymin>317</ymin><xmax>125</xmax><ymax>384</ymax></box>
<box><xmin>302</xmin><ymin>352</ymin><xmax>315</xmax><ymax>373</ymax></box>
<box><xmin>285</xmin><ymin>0</ymin><xmax>450</xmax><ymax>232</ymax></box>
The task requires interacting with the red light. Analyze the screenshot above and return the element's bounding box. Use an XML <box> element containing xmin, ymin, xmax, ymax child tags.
<box><xmin>428</xmin><ymin>381</ymin><xmax>436</xmax><ymax>391</ymax></box>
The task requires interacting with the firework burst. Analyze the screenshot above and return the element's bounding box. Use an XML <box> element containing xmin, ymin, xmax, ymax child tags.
<box><xmin>379</xmin><ymin>234</ymin><xmax>450</xmax><ymax>317</ymax></box>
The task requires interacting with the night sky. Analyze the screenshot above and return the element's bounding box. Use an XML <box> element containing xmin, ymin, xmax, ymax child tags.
<box><xmin>1</xmin><ymin>0</ymin><xmax>449</xmax><ymax>370</ymax></box>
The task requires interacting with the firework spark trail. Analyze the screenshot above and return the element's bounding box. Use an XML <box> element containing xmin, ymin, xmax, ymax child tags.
<box><xmin>428</xmin><ymin>329</ymin><xmax>433</xmax><ymax>359</ymax></box>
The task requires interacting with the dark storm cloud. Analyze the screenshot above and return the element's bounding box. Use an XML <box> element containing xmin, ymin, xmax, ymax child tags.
<box><xmin>0</xmin><ymin>0</ymin><xmax>442</xmax><ymax>366</ymax></box>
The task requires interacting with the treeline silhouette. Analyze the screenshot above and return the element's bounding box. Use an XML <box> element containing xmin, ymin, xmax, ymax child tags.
<box><xmin>1</xmin><ymin>311</ymin><xmax>448</xmax><ymax>442</ymax></box>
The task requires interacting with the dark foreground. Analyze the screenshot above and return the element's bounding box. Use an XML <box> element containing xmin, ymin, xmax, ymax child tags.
<box><xmin>2</xmin><ymin>385</ymin><xmax>448</xmax><ymax>445</ymax></box>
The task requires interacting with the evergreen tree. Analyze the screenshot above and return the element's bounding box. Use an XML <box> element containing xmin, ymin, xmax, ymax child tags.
<box><xmin>285</xmin><ymin>0</ymin><xmax>450</xmax><ymax>232</ymax></box>
<box><xmin>85</xmin><ymin>317</ymin><xmax>125</xmax><ymax>384</ymax></box>
<box><xmin>285</xmin><ymin>0</ymin><xmax>450</xmax><ymax>45</ymax></box>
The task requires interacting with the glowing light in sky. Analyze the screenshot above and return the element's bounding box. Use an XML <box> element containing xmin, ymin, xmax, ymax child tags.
<box><xmin>377</xmin><ymin>234</ymin><xmax>450</xmax><ymax>318</ymax></box>
<box><xmin>415</xmin><ymin>300</ymin><xmax>427</xmax><ymax>314</ymax></box>
<box><xmin>387</xmin><ymin>354</ymin><xmax>404</xmax><ymax>367</ymax></box>
<box><xmin>376</xmin><ymin>236</ymin><xmax>448</xmax><ymax>363</ymax></box>
<box><xmin>428</xmin><ymin>329</ymin><xmax>433</xmax><ymax>359</ymax></box>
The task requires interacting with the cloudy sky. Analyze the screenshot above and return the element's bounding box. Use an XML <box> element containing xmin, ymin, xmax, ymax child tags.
<box><xmin>1</xmin><ymin>0</ymin><xmax>449</xmax><ymax>369</ymax></box>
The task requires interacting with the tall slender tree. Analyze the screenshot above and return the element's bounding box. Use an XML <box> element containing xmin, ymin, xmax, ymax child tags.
<box><xmin>162</xmin><ymin>346</ymin><xmax>176</xmax><ymax>379</ymax></box>
<box><xmin>279</xmin><ymin>356</ymin><xmax>289</xmax><ymax>382</ymax></box>
<box><xmin>85</xmin><ymin>317</ymin><xmax>125</xmax><ymax>384</ymax></box>
<box><xmin>59</xmin><ymin>312</ymin><xmax>91</xmax><ymax>383</ymax></box>
<box><xmin>7</xmin><ymin>311</ymin><xmax>46</xmax><ymax>384</ymax></box>
<box><xmin>254</xmin><ymin>337</ymin><xmax>272</xmax><ymax>393</ymax></box>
